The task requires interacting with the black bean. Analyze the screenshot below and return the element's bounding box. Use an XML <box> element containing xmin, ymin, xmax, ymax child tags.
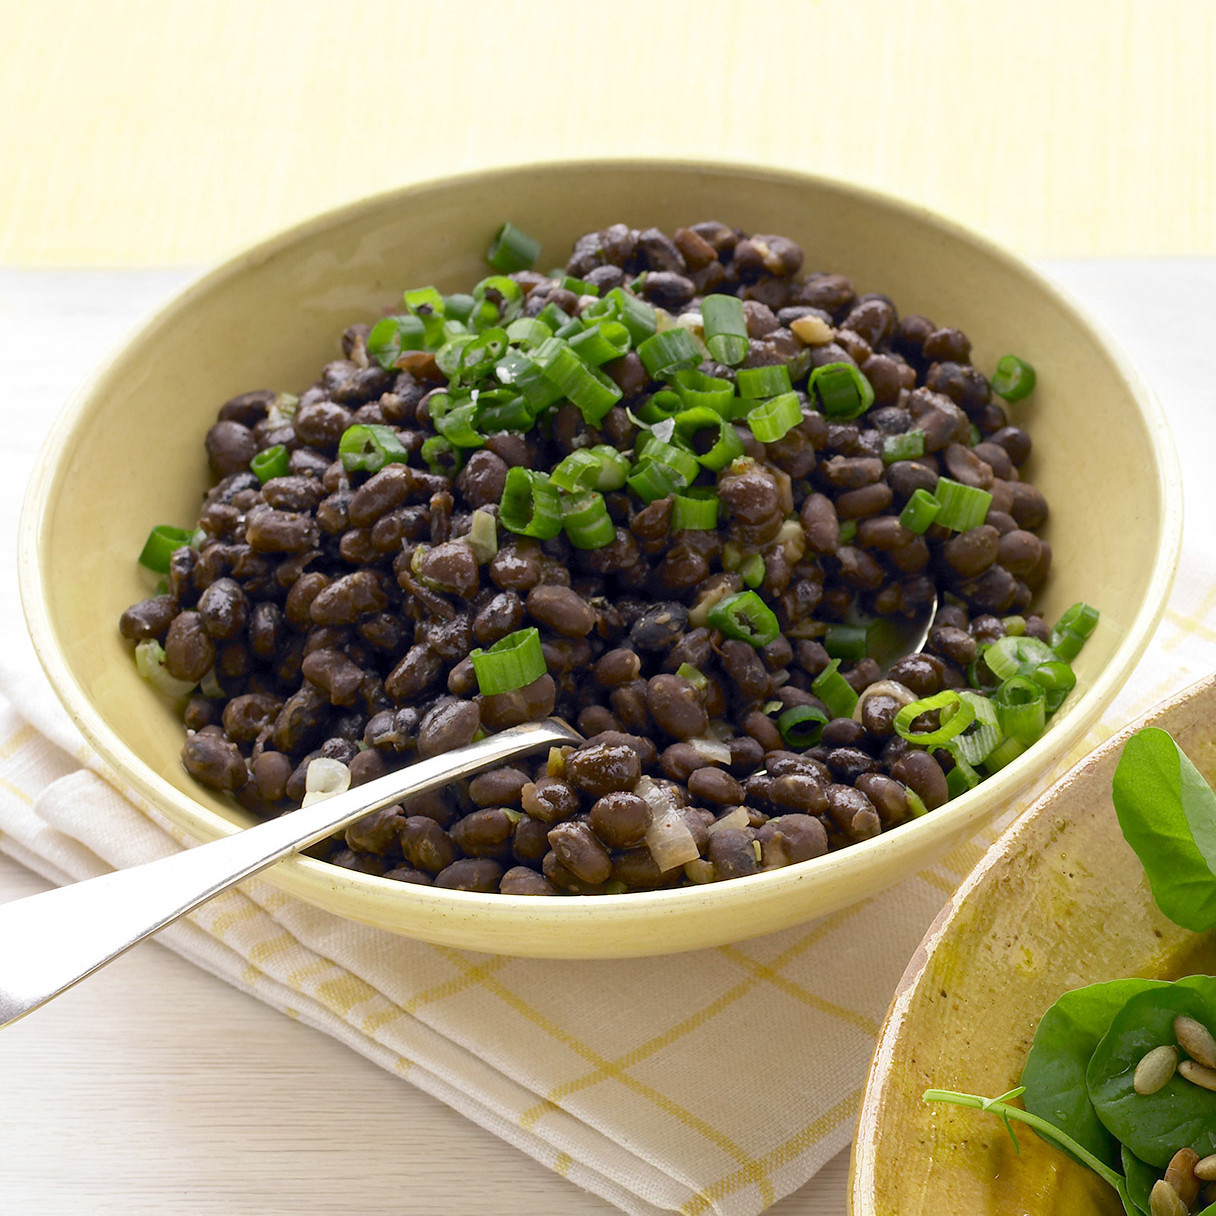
<box><xmin>943</xmin><ymin>525</ymin><xmax>1000</xmax><ymax>578</ymax></box>
<box><xmin>890</xmin><ymin>750</ymin><xmax>949</xmax><ymax>810</ymax></box>
<box><xmin>163</xmin><ymin>611</ymin><xmax>215</xmax><ymax>683</ymax></box>
<box><xmin>645</xmin><ymin>674</ymin><xmax>708</xmax><ymax>740</ymax></box>
<box><xmin>564</xmin><ymin>742</ymin><xmax>641</xmax><ymax>798</ymax></box>
<box><xmin>472</xmin><ymin>591</ymin><xmax>525</xmax><ymax>646</ymax></box>
<box><xmin>593</xmin><ymin>647</ymin><xmax>641</xmax><ymax>687</ymax></box>
<box><xmin>245</xmin><ymin>504</ymin><xmax>319</xmax><ymax>554</ymax></box>
<box><xmin>182</xmin><ymin>732</ymin><xmax>247</xmax><ymax>791</ymax></box>
<box><xmin>825</xmin><ymin>784</ymin><xmax>882</xmax><ymax>841</ymax></box>
<box><xmin>855</xmin><ymin>773</ymin><xmax>910</xmax><ymax>826</ymax></box>
<box><xmin>1009</xmin><ymin>482</ymin><xmax>1049</xmax><ymax>530</ymax></box>
<box><xmin>707</xmin><ymin>828</ymin><xmax>759</xmax><ymax>880</ymax></box>
<box><xmin>384</xmin><ymin>644</ymin><xmax>443</xmax><ymax>702</ymax></box>
<box><xmin>687</xmin><ymin>767</ymin><xmax>744</xmax><ymax>806</ymax></box>
<box><xmin>434</xmin><ymin>858</ymin><xmax>504</xmax><ymax>892</ymax></box>
<box><xmin>500</xmin><ymin>866</ymin><xmax>558</xmax><ymax>895</ymax></box>
<box><xmin>468</xmin><ymin>766</ymin><xmax>529</xmax><ymax>809</ymax></box>
<box><xmin>450</xmin><ymin>808</ymin><xmax>516</xmax><ymax>860</ymax></box>
<box><xmin>455</xmin><ymin>449</ymin><xmax>509</xmax><ymax>508</ymax></box>
<box><xmin>718</xmin><ymin>639</ymin><xmax>772</xmax><ymax>703</ymax></box>
<box><xmin>547</xmin><ymin>821</ymin><xmax>612</xmax><ymax>885</ymax></box>
<box><xmin>520</xmin><ymin>776</ymin><xmax>579</xmax><ymax>824</ymax></box>
<box><xmin>769</xmin><ymin>772</ymin><xmax>828</xmax><ymax>814</ymax></box>
<box><xmin>417</xmin><ymin>699</ymin><xmax>481</xmax><ymax>759</ymax></box>
<box><xmin>526</xmin><ymin>584</ymin><xmax>596</xmax><ymax>638</ymax></box>
<box><xmin>119</xmin><ymin>595</ymin><xmax>178</xmax><ymax>641</ymax></box>
<box><xmin>479</xmin><ymin>673</ymin><xmax>557</xmax><ymax>730</ymax></box>
<box><xmin>629</xmin><ymin>601</ymin><xmax>688</xmax><ymax>651</ymax></box>
<box><xmin>399</xmin><ymin>815</ymin><xmax>457</xmax><ymax>873</ymax></box>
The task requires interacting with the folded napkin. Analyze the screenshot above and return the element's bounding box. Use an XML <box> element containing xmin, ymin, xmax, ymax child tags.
<box><xmin>2</xmin><ymin>546</ymin><xmax>1213</xmax><ymax>1216</ymax></box>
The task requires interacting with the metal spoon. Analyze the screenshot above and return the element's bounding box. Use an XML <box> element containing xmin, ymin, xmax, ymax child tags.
<box><xmin>0</xmin><ymin>717</ymin><xmax>580</xmax><ymax>1029</ymax></box>
<box><xmin>0</xmin><ymin>595</ymin><xmax>937</xmax><ymax>1030</ymax></box>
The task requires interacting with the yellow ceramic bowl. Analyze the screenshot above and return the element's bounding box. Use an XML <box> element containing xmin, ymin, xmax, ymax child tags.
<box><xmin>849</xmin><ymin>672</ymin><xmax>1216</xmax><ymax>1216</ymax></box>
<box><xmin>19</xmin><ymin>160</ymin><xmax>1181</xmax><ymax>958</ymax></box>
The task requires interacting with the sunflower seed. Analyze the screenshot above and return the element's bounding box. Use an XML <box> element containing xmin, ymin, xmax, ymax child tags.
<box><xmin>1175</xmin><ymin>1014</ymin><xmax>1216</xmax><ymax>1068</ymax></box>
<box><xmin>1165</xmin><ymin>1147</ymin><xmax>1201</xmax><ymax>1210</ymax></box>
<box><xmin>1134</xmin><ymin>1044</ymin><xmax>1179</xmax><ymax>1094</ymax></box>
<box><xmin>1150</xmin><ymin>1179</ymin><xmax>1189</xmax><ymax>1216</ymax></box>
<box><xmin>1197</xmin><ymin>1154</ymin><xmax>1216</xmax><ymax>1182</ymax></box>
<box><xmin>1179</xmin><ymin>1058</ymin><xmax>1216</xmax><ymax>1091</ymax></box>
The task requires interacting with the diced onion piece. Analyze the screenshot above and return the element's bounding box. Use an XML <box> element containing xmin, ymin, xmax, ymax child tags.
<box><xmin>683</xmin><ymin>858</ymin><xmax>716</xmax><ymax>884</ymax></box>
<box><xmin>689</xmin><ymin>736</ymin><xmax>733</xmax><ymax>766</ymax></box>
<box><xmin>134</xmin><ymin>640</ymin><xmax>197</xmax><ymax>699</ymax></box>
<box><xmin>707</xmin><ymin>806</ymin><xmax>750</xmax><ymax>835</ymax></box>
<box><xmin>301</xmin><ymin>757</ymin><xmax>351</xmax><ymax>807</ymax></box>
<box><xmin>639</xmin><ymin>777</ymin><xmax>700</xmax><ymax>872</ymax></box>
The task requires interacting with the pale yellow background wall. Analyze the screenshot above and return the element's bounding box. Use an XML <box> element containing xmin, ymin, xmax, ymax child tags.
<box><xmin>1</xmin><ymin>0</ymin><xmax>1213</xmax><ymax>266</ymax></box>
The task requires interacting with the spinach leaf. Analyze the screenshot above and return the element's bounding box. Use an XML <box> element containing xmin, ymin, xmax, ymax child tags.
<box><xmin>1087</xmin><ymin>979</ymin><xmax>1216</xmax><ymax>1167</ymax></box>
<box><xmin>1119</xmin><ymin>1143</ymin><xmax>1157</xmax><ymax>1215</ymax></box>
<box><xmin>1112</xmin><ymin>727</ymin><xmax>1216</xmax><ymax>931</ymax></box>
<box><xmin>1022</xmin><ymin>978</ymin><xmax>1166</xmax><ymax>1167</ymax></box>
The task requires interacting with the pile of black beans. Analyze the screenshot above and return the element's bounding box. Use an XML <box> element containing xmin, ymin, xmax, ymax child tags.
<box><xmin>119</xmin><ymin>221</ymin><xmax>1053</xmax><ymax>895</ymax></box>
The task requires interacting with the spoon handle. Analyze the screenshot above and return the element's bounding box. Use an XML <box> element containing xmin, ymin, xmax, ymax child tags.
<box><xmin>0</xmin><ymin>718</ymin><xmax>579</xmax><ymax>1029</ymax></box>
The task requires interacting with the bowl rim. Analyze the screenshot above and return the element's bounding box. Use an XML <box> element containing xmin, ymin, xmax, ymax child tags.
<box><xmin>16</xmin><ymin>157</ymin><xmax>1185</xmax><ymax>946</ymax></box>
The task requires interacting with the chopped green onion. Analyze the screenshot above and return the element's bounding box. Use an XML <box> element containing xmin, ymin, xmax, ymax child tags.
<box><xmin>983</xmin><ymin>736</ymin><xmax>1026</xmax><ymax>772</ymax></box>
<box><xmin>469</xmin><ymin>274</ymin><xmax>525</xmax><ymax>330</ymax></box>
<box><xmin>671</xmin><ymin>490</ymin><xmax>719</xmax><ymax>531</ymax></box>
<box><xmin>559</xmin><ymin>274</ymin><xmax>599</xmax><ymax>297</ymax></box>
<box><xmin>706</xmin><ymin>590</ymin><xmax>781</xmax><ymax>648</ymax></box>
<box><xmin>551</xmin><ymin>449</ymin><xmax>604</xmax><ymax>492</ymax></box>
<box><xmin>946</xmin><ymin>755</ymin><xmax>981</xmax><ymax>798</ymax></box>
<box><xmin>777</xmin><ymin>704</ymin><xmax>829</xmax><ymax>749</ymax></box>
<box><xmin>807</xmin><ymin>361</ymin><xmax>875</xmax><ymax>420</ymax></box>
<box><xmin>626</xmin><ymin>460</ymin><xmax>684</xmax><ymax>503</ymax></box>
<box><xmin>536</xmin><ymin>300</ymin><xmax>573</xmax><ymax>331</ymax></box>
<box><xmin>675</xmin><ymin>663</ymin><xmax>708</xmax><ymax>690</ymax></box>
<box><xmin>505</xmin><ymin>316</ymin><xmax>554</xmax><ymax>350</ymax></box>
<box><xmin>1030</xmin><ymin>659</ymin><xmax>1077</xmax><ymax>696</ymax></box>
<box><xmin>736</xmin><ymin>364</ymin><xmax>792</xmax><ymax>399</ymax></box>
<box><xmin>486</xmin><ymin>222</ymin><xmax>541</xmax><ymax>273</ymax></box>
<box><xmin>905</xmin><ymin>788</ymin><xmax>930</xmax><ymax>818</ymax></box>
<box><xmin>898</xmin><ymin>488</ymin><xmax>941</xmax><ymax>534</ymax></box>
<box><xmin>568</xmin><ymin>320</ymin><xmax>631</xmax><ymax>366</ymax></box>
<box><xmin>633</xmin><ymin>435</ymin><xmax>701</xmax><ymax>485</ymax></box>
<box><xmin>583</xmin><ymin>287</ymin><xmax>657</xmax><ymax>346</ymax></box>
<box><xmin>494</xmin><ymin>349</ymin><xmax>565</xmax><ymax>411</ymax></box>
<box><xmin>1049</xmin><ymin>602</ymin><xmax>1099</xmax><ymax>661</ymax></box>
<box><xmin>420</xmin><ymin>434</ymin><xmax>462</xmax><ymax>475</ymax></box>
<box><xmin>367</xmin><ymin>314</ymin><xmax>428</xmax><ymax>369</ymax></box>
<box><xmin>469</xmin><ymin>627</ymin><xmax>547</xmax><ymax>695</ymax></box>
<box><xmin>134</xmin><ymin>638</ymin><xmax>197</xmax><ymax>698</ymax></box>
<box><xmin>443</xmin><ymin>292</ymin><xmax>476</xmax><ymax>324</ymax></box>
<box><xmin>250</xmin><ymin>444</ymin><xmax>289</xmax><ymax>484</ymax></box>
<box><xmin>990</xmin><ymin>354</ymin><xmax>1036</xmax><ymax>403</ymax></box>
<box><xmin>635</xmin><ymin>390</ymin><xmax>684</xmax><ymax>424</ymax></box>
<box><xmin>1000</xmin><ymin>615</ymin><xmax>1027</xmax><ymax>637</ymax></box>
<box><xmin>746</xmin><ymin>391</ymin><xmax>803</xmax><ymax>443</ymax></box>
<box><xmin>588</xmin><ymin>445</ymin><xmax>630</xmax><ymax>491</ymax></box>
<box><xmin>739</xmin><ymin>553</ymin><xmax>765</xmax><ymax>589</ymax></box>
<box><xmin>950</xmin><ymin>691</ymin><xmax>1003</xmax><ymax>765</ymax></box>
<box><xmin>993</xmin><ymin>676</ymin><xmax>1047</xmax><ymax>744</ymax></box>
<box><xmin>637</xmin><ymin>328</ymin><xmax>702</xmax><ymax>379</ymax></box>
<box><xmin>475</xmin><ymin>392</ymin><xmax>534</xmax><ymax>433</ymax></box>
<box><xmin>339</xmin><ymin>423</ymin><xmax>411</xmax><ymax>473</ymax></box>
<box><xmin>450</xmin><ymin>326</ymin><xmax>509</xmax><ymax>385</ymax></box>
<box><xmin>671</xmin><ymin>368</ymin><xmax>735</xmax><ymax>415</ymax></box>
<box><xmin>403</xmin><ymin>285</ymin><xmax>446</xmax><ymax>315</ymax></box>
<box><xmin>982</xmin><ymin>634</ymin><xmax>1055</xmax><ymax>681</ymax></box>
<box><xmin>700</xmin><ymin>294</ymin><xmax>749</xmax><ymax>366</ymax></box>
<box><xmin>933</xmin><ymin>477</ymin><xmax>992</xmax><ymax>531</ymax></box>
<box><xmin>435</xmin><ymin>333</ymin><xmax>477</xmax><ymax>379</ymax></box>
<box><xmin>893</xmin><ymin>690</ymin><xmax>976</xmax><ymax>747</ymax></box>
<box><xmin>433</xmin><ymin>402</ymin><xmax>485</xmax><ymax>449</ymax></box>
<box><xmin>498</xmin><ymin>467</ymin><xmax>563</xmax><ymax>539</ymax></box>
<box><xmin>825</xmin><ymin>623</ymin><xmax>868</xmax><ymax>661</ymax></box>
<box><xmin>138</xmin><ymin>525</ymin><xmax>195</xmax><ymax>574</ymax></box>
<box><xmin>882</xmin><ymin>430</ymin><xmax>926</xmax><ymax>463</ymax></box>
<box><xmin>561</xmin><ymin>490</ymin><xmax>615</xmax><ymax>549</ymax></box>
<box><xmin>535</xmin><ymin>337</ymin><xmax>622</xmax><ymax>423</ymax></box>
<box><xmin>838</xmin><ymin>519</ymin><xmax>858</xmax><ymax>546</ymax></box>
<box><xmin>673</xmin><ymin>407</ymin><xmax>745</xmax><ymax>470</ymax></box>
<box><xmin>812</xmin><ymin>658</ymin><xmax>859</xmax><ymax>719</ymax></box>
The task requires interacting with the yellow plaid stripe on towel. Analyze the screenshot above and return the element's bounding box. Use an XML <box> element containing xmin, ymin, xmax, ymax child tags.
<box><xmin>0</xmin><ymin>548</ymin><xmax>1213</xmax><ymax>1216</ymax></box>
